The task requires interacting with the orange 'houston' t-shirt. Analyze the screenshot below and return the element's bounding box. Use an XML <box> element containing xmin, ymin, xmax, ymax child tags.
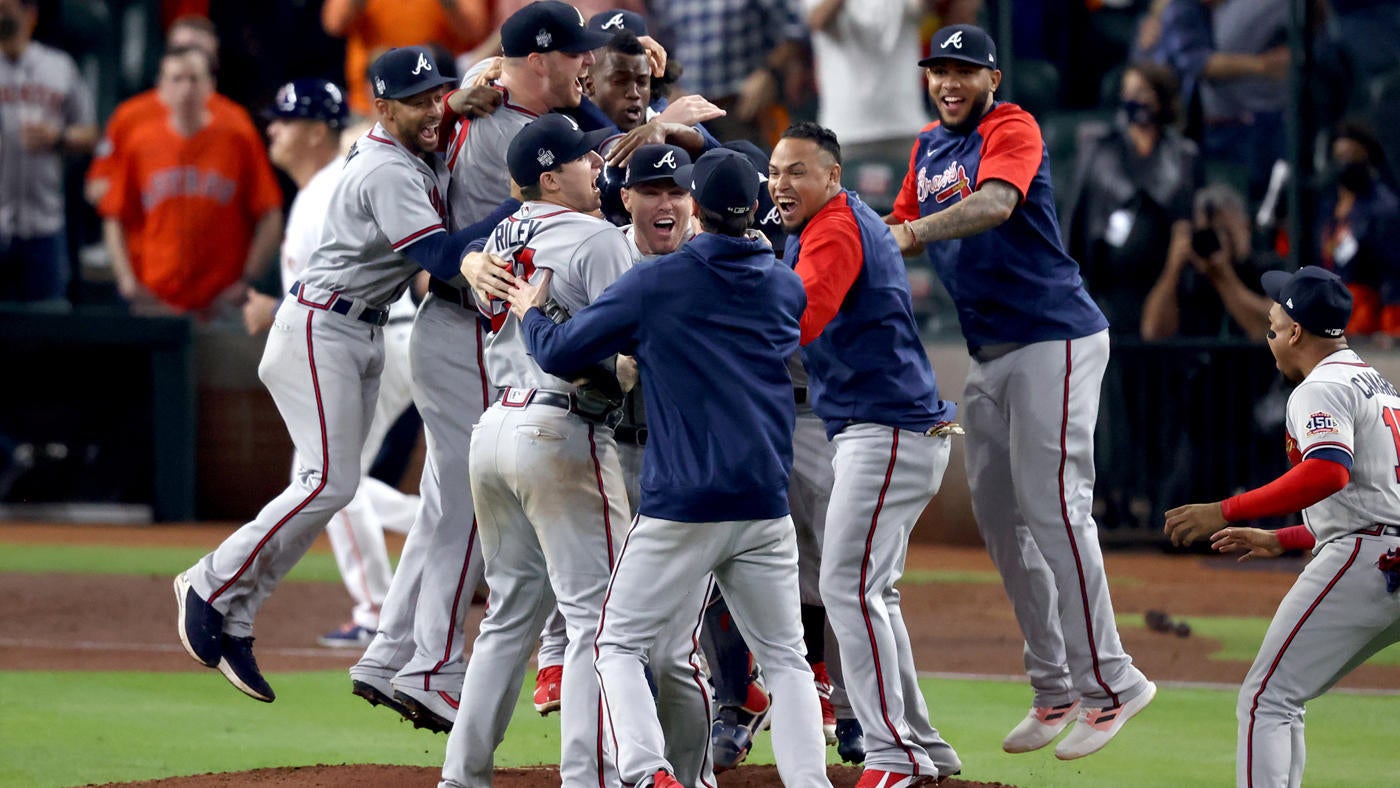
<box><xmin>87</xmin><ymin>90</ymin><xmax>260</xmax><ymax>190</ymax></box>
<box><xmin>336</xmin><ymin>0</ymin><xmax>488</xmax><ymax>116</ymax></box>
<box><xmin>99</xmin><ymin>117</ymin><xmax>283</xmax><ymax>311</ymax></box>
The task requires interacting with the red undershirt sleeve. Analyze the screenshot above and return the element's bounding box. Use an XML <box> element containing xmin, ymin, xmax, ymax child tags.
<box><xmin>975</xmin><ymin>111</ymin><xmax>1043</xmax><ymax>201</ymax></box>
<box><xmin>793</xmin><ymin>208</ymin><xmax>863</xmax><ymax>345</ymax></box>
<box><xmin>1275</xmin><ymin>525</ymin><xmax>1317</xmax><ymax>552</ymax></box>
<box><xmin>890</xmin><ymin>135</ymin><xmax>924</xmax><ymax>222</ymax></box>
<box><xmin>1219</xmin><ymin>457</ymin><xmax>1350</xmax><ymax>522</ymax></box>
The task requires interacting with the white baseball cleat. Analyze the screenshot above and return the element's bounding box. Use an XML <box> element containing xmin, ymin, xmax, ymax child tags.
<box><xmin>1002</xmin><ymin>700</ymin><xmax>1080</xmax><ymax>753</ymax></box>
<box><xmin>1054</xmin><ymin>682</ymin><xmax>1157</xmax><ymax>760</ymax></box>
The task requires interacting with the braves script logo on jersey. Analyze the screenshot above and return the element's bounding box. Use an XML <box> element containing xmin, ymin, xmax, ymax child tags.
<box><xmin>1306</xmin><ymin>411</ymin><xmax>1339</xmax><ymax>436</ymax></box>
<box><xmin>412</xmin><ymin>53</ymin><xmax>433</xmax><ymax>75</ymax></box>
<box><xmin>917</xmin><ymin>161</ymin><xmax>973</xmax><ymax>204</ymax></box>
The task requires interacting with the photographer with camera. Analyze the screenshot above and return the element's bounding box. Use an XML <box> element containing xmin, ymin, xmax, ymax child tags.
<box><xmin>1141</xmin><ymin>183</ymin><xmax>1276</xmax><ymax>341</ymax></box>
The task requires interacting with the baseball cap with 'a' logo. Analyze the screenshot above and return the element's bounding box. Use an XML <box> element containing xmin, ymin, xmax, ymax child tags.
<box><xmin>918</xmin><ymin>24</ymin><xmax>998</xmax><ymax>69</ymax></box>
<box><xmin>1262</xmin><ymin>266</ymin><xmax>1354</xmax><ymax>338</ymax></box>
<box><xmin>368</xmin><ymin>46</ymin><xmax>456</xmax><ymax>101</ymax></box>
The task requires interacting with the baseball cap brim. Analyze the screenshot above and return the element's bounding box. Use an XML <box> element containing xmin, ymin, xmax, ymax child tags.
<box><xmin>383</xmin><ymin>72</ymin><xmax>457</xmax><ymax>101</ymax></box>
<box><xmin>917</xmin><ymin>52</ymin><xmax>995</xmax><ymax>69</ymax></box>
<box><xmin>1261</xmin><ymin>270</ymin><xmax>1292</xmax><ymax>303</ymax></box>
<box><xmin>561</xmin><ymin>28</ymin><xmax>615</xmax><ymax>54</ymax></box>
<box><xmin>625</xmin><ymin>169</ymin><xmax>686</xmax><ymax>188</ymax></box>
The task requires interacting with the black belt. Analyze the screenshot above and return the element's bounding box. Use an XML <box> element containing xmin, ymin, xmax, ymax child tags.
<box><xmin>794</xmin><ymin>386</ymin><xmax>807</xmax><ymax>405</ymax></box>
<box><xmin>615</xmin><ymin>425</ymin><xmax>648</xmax><ymax>446</ymax></box>
<box><xmin>1356</xmin><ymin>524</ymin><xmax>1400</xmax><ymax>537</ymax></box>
<box><xmin>494</xmin><ymin>387</ymin><xmax>622</xmax><ymax>428</ymax></box>
<box><xmin>429</xmin><ymin>278</ymin><xmax>474</xmax><ymax>310</ymax></box>
<box><xmin>290</xmin><ymin>281</ymin><xmax>388</xmax><ymax>326</ymax></box>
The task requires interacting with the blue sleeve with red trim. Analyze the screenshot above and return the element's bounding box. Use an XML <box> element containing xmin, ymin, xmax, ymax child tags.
<box><xmin>975</xmin><ymin>109</ymin><xmax>1043</xmax><ymax>201</ymax></box>
<box><xmin>521</xmin><ymin>266</ymin><xmax>643</xmax><ymax>372</ymax></box>
<box><xmin>402</xmin><ymin>198</ymin><xmax>521</xmax><ymax>281</ymax></box>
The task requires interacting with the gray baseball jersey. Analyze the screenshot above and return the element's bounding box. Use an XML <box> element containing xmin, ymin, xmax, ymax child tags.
<box><xmin>1238</xmin><ymin>348</ymin><xmax>1400</xmax><ymax>785</ymax></box>
<box><xmin>479</xmin><ymin>202</ymin><xmax>638</xmax><ymax>391</ymax></box>
<box><xmin>298</xmin><ymin>123</ymin><xmax>450</xmax><ymax>308</ymax></box>
<box><xmin>446</xmin><ymin>86</ymin><xmax>537</xmax><ymax>229</ymax></box>
<box><xmin>0</xmin><ymin>41</ymin><xmax>95</xmax><ymax>238</ymax></box>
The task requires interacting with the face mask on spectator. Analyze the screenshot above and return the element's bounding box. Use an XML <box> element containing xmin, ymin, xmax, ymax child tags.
<box><xmin>0</xmin><ymin>14</ymin><xmax>19</xmax><ymax>39</ymax></box>
<box><xmin>1119</xmin><ymin>100</ymin><xmax>1159</xmax><ymax>128</ymax></box>
<box><xmin>1335</xmin><ymin>160</ymin><xmax>1373</xmax><ymax>193</ymax></box>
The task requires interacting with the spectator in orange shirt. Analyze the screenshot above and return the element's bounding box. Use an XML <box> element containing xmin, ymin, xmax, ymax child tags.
<box><xmin>85</xmin><ymin>15</ymin><xmax>261</xmax><ymax>207</ymax></box>
<box><xmin>99</xmin><ymin>47</ymin><xmax>283</xmax><ymax>319</ymax></box>
<box><xmin>321</xmin><ymin>0</ymin><xmax>490</xmax><ymax>117</ymax></box>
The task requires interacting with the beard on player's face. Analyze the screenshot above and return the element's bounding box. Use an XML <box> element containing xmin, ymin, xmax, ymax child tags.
<box><xmin>625</xmin><ymin>183</ymin><xmax>691</xmax><ymax>255</ymax></box>
<box><xmin>928</xmin><ymin>64</ymin><xmax>997</xmax><ymax>135</ymax></box>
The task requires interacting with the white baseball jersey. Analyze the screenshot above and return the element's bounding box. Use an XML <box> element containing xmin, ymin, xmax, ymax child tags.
<box><xmin>1287</xmin><ymin>348</ymin><xmax>1400</xmax><ymax>546</ymax></box>
<box><xmin>298</xmin><ymin>123</ymin><xmax>449</xmax><ymax>308</ymax></box>
<box><xmin>282</xmin><ymin>159</ymin><xmax>415</xmax><ymax>320</ymax></box>
<box><xmin>479</xmin><ymin>202</ymin><xmax>637</xmax><ymax>391</ymax></box>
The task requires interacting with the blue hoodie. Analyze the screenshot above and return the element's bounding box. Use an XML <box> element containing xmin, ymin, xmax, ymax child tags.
<box><xmin>521</xmin><ymin>232</ymin><xmax>806</xmax><ymax>523</ymax></box>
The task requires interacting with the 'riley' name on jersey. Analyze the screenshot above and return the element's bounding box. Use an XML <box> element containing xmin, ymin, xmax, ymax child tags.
<box><xmin>482</xmin><ymin>216</ymin><xmax>540</xmax><ymax>330</ymax></box>
<box><xmin>916</xmin><ymin>160</ymin><xmax>973</xmax><ymax>204</ymax></box>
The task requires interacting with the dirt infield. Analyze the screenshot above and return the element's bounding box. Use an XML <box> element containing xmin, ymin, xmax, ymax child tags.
<box><xmin>6</xmin><ymin>522</ymin><xmax>1398</xmax><ymax>787</ymax></box>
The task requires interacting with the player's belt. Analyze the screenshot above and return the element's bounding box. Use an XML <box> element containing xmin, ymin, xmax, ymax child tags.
<box><xmin>494</xmin><ymin>387</ymin><xmax>623</xmax><ymax>428</ymax></box>
<box><xmin>428</xmin><ymin>278</ymin><xmax>476</xmax><ymax>309</ymax></box>
<box><xmin>289</xmin><ymin>282</ymin><xmax>389</xmax><ymax>326</ymax></box>
<box><xmin>794</xmin><ymin>386</ymin><xmax>807</xmax><ymax>405</ymax></box>
<box><xmin>1355</xmin><ymin>524</ymin><xmax>1400</xmax><ymax>538</ymax></box>
<box><xmin>614</xmin><ymin>425</ymin><xmax>647</xmax><ymax>446</ymax></box>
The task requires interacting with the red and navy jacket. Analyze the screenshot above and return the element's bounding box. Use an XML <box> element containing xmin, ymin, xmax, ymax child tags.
<box><xmin>785</xmin><ymin>190</ymin><xmax>955</xmax><ymax>439</ymax></box>
<box><xmin>892</xmin><ymin>102</ymin><xmax>1107</xmax><ymax>353</ymax></box>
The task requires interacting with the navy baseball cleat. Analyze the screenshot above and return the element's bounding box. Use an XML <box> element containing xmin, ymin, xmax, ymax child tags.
<box><xmin>218</xmin><ymin>635</ymin><xmax>276</xmax><ymax>702</ymax></box>
<box><xmin>351</xmin><ymin>676</ymin><xmax>413</xmax><ymax>720</ymax></box>
<box><xmin>836</xmin><ymin>717</ymin><xmax>866</xmax><ymax>764</ymax></box>
<box><xmin>174</xmin><ymin>573</ymin><xmax>223</xmax><ymax>668</ymax></box>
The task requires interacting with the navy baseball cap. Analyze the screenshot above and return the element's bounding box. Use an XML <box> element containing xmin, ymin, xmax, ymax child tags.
<box><xmin>588</xmin><ymin>9</ymin><xmax>648</xmax><ymax>37</ymax></box>
<box><xmin>265</xmin><ymin>79</ymin><xmax>348</xmax><ymax>128</ymax></box>
<box><xmin>508</xmin><ymin>113</ymin><xmax>612</xmax><ymax>187</ymax></box>
<box><xmin>369</xmin><ymin>47</ymin><xmax>456</xmax><ymax>101</ymax></box>
<box><xmin>1262</xmin><ymin>266</ymin><xmax>1353</xmax><ymax>338</ymax></box>
<box><xmin>502</xmin><ymin>1</ymin><xmax>614</xmax><ymax>58</ymax></box>
<box><xmin>623</xmin><ymin>144</ymin><xmax>690</xmax><ymax>187</ymax></box>
<box><xmin>722</xmin><ymin>140</ymin><xmax>787</xmax><ymax>251</ymax></box>
<box><xmin>919</xmin><ymin>24</ymin><xmax>998</xmax><ymax>69</ymax></box>
<box><xmin>674</xmin><ymin>148</ymin><xmax>760</xmax><ymax>216</ymax></box>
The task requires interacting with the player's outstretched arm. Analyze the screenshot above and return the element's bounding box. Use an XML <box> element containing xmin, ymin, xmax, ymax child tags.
<box><xmin>1165</xmin><ymin>457</ymin><xmax>1349</xmax><ymax>546</ymax></box>
<box><xmin>893</xmin><ymin>179</ymin><xmax>1019</xmax><ymax>251</ymax></box>
<box><xmin>515</xmin><ymin>270</ymin><xmax>641</xmax><ymax>375</ymax></box>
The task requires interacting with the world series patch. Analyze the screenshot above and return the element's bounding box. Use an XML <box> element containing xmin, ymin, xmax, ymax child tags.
<box><xmin>1306</xmin><ymin>411</ymin><xmax>1339</xmax><ymax>436</ymax></box>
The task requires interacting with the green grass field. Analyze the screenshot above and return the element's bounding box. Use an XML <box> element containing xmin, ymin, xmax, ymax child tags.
<box><xmin>2</xmin><ymin>539</ymin><xmax>1397</xmax><ymax>787</ymax></box>
<box><xmin>2</xmin><ymin>670</ymin><xmax>1399</xmax><ymax>787</ymax></box>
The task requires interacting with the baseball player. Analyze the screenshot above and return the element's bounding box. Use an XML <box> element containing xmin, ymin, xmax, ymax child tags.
<box><xmin>173</xmin><ymin>46</ymin><xmax>512</xmax><ymax>703</ymax></box>
<box><xmin>349</xmin><ymin>1</ymin><xmax>611</xmax><ymax>733</ymax></box>
<box><xmin>709</xmin><ymin>138</ymin><xmax>865</xmax><ymax>767</ymax></box>
<box><xmin>511</xmin><ymin>146</ymin><xmax>831</xmax><ymax>788</ymax></box>
<box><xmin>243</xmin><ymin>78</ymin><xmax>419</xmax><ymax>648</ymax></box>
<box><xmin>771</xmin><ymin>121</ymin><xmax>961</xmax><ymax>787</ymax></box>
<box><xmin>887</xmin><ymin>24</ymin><xmax>1156</xmax><ymax>759</ymax></box>
<box><xmin>440</xmin><ymin>111</ymin><xmax>634</xmax><ymax>788</ymax></box>
<box><xmin>1165</xmin><ymin>266</ymin><xmax>1400</xmax><ymax>788</ymax></box>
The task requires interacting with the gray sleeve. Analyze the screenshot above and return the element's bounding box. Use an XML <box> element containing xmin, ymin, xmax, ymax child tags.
<box><xmin>64</xmin><ymin>55</ymin><xmax>96</xmax><ymax>127</ymax></box>
<box><xmin>575</xmin><ymin>227</ymin><xmax>640</xmax><ymax>303</ymax></box>
<box><xmin>362</xmin><ymin>162</ymin><xmax>448</xmax><ymax>252</ymax></box>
